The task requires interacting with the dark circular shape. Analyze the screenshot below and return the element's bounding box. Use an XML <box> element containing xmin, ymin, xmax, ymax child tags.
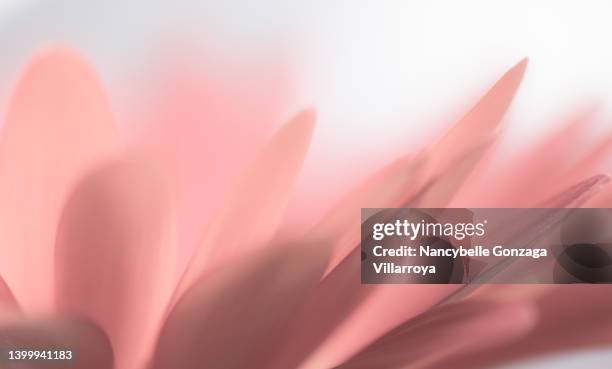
<box><xmin>554</xmin><ymin>243</ymin><xmax>612</xmax><ymax>283</ymax></box>
<box><xmin>560</xmin><ymin>209</ymin><xmax>612</xmax><ymax>245</ymax></box>
<box><xmin>565</xmin><ymin>243</ymin><xmax>612</xmax><ymax>268</ymax></box>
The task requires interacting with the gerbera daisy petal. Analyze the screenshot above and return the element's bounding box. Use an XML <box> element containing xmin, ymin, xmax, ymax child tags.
<box><xmin>0</xmin><ymin>47</ymin><xmax>117</xmax><ymax>312</ymax></box>
<box><xmin>176</xmin><ymin>109</ymin><xmax>315</xmax><ymax>300</ymax></box>
<box><xmin>433</xmin><ymin>286</ymin><xmax>612</xmax><ymax>369</ymax></box>
<box><xmin>465</xmin><ymin>106</ymin><xmax>600</xmax><ymax>207</ymax></box>
<box><xmin>286</xmin><ymin>143</ymin><xmax>498</xmax><ymax>369</ymax></box>
<box><xmin>132</xmin><ymin>54</ymin><xmax>290</xmax><ymax>272</ymax></box>
<box><xmin>334</xmin><ymin>300</ymin><xmax>536</xmax><ymax>369</ymax></box>
<box><xmin>412</xmin><ymin>136</ymin><xmax>494</xmax><ymax>208</ymax></box>
<box><xmin>0</xmin><ymin>317</ymin><xmax>113</xmax><ymax>369</ymax></box>
<box><xmin>54</xmin><ymin>157</ymin><xmax>174</xmax><ymax>369</ymax></box>
<box><xmin>152</xmin><ymin>242</ymin><xmax>328</xmax><ymax>369</ymax></box>
<box><xmin>0</xmin><ymin>275</ymin><xmax>18</xmax><ymax>314</ymax></box>
<box><xmin>421</xmin><ymin>58</ymin><xmax>527</xmax><ymax>181</ymax></box>
<box><xmin>316</xmin><ymin>155</ymin><xmax>425</xmax><ymax>273</ymax></box>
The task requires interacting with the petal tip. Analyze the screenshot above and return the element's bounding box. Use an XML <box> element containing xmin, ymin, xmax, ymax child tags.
<box><xmin>512</xmin><ymin>57</ymin><xmax>528</xmax><ymax>75</ymax></box>
<box><xmin>287</xmin><ymin>108</ymin><xmax>316</xmax><ymax>142</ymax></box>
<box><xmin>507</xmin><ymin>57</ymin><xmax>528</xmax><ymax>82</ymax></box>
<box><xmin>297</xmin><ymin>107</ymin><xmax>317</xmax><ymax>128</ymax></box>
<box><xmin>23</xmin><ymin>46</ymin><xmax>92</xmax><ymax>76</ymax></box>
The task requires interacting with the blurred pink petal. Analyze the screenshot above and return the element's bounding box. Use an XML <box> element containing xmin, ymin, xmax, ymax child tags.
<box><xmin>456</xmin><ymin>105</ymin><xmax>599</xmax><ymax>207</ymax></box>
<box><xmin>176</xmin><ymin>109</ymin><xmax>315</xmax><ymax>300</ymax></box>
<box><xmin>132</xmin><ymin>52</ymin><xmax>292</xmax><ymax>270</ymax></box>
<box><xmin>434</xmin><ymin>286</ymin><xmax>612</xmax><ymax>369</ymax></box>
<box><xmin>517</xmin><ymin>106</ymin><xmax>599</xmax><ymax>205</ymax></box>
<box><xmin>302</xmin><ymin>59</ymin><xmax>525</xmax><ymax>278</ymax></box>
<box><xmin>575</xmin><ymin>133</ymin><xmax>612</xmax><ymax>173</ymax></box>
<box><xmin>0</xmin><ymin>47</ymin><xmax>117</xmax><ymax>312</ymax></box>
<box><xmin>536</xmin><ymin>173</ymin><xmax>610</xmax><ymax>208</ymax></box>
<box><xmin>583</xmin><ymin>180</ymin><xmax>612</xmax><ymax>207</ymax></box>
<box><xmin>420</xmin><ymin>58</ymin><xmax>527</xmax><ymax>181</ymax></box>
<box><xmin>272</xmin><ymin>141</ymin><xmax>493</xmax><ymax>369</ymax></box>
<box><xmin>152</xmin><ymin>243</ymin><xmax>329</xmax><ymax>369</ymax></box>
<box><xmin>0</xmin><ymin>275</ymin><xmax>18</xmax><ymax>313</ymax></box>
<box><xmin>440</xmin><ymin>175</ymin><xmax>609</xmax><ymax>305</ymax></box>
<box><xmin>335</xmin><ymin>301</ymin><xmax>536</xmax><ymax>369</ymax></box>
<box><xmin>0</xmin><ymin>42</ymin><xmax>609</xmax><ymax>369</ymax></box>
<box><xmin>312</xmin><ymin>174</ymin><xmax>606</xmax><ymax>369</ymax></box>
<box><xmin>0</xmin><ymin>317</ymin><xmax>113</xmax><ymax>369</ymax></box>
<box><xmin>316</xmin><ymin>155</ymin><xmax>425</xmax><ymax>273</ymax></box>
<box><xmin>267</xmin><ymin>245</ymin><xmax>369</xmax><ymax>369</ymax></box>
<box><xmin>412</xmin><ymin>137</ymin><xmax>494</xmax><ymax>207</ymax></box>
<box><xmin>54</xmin><ymin>157</ymin><xmax>175</xmax><ymax>369</ymax></box>
<box><xmin>267</xmin><ymin>242</ymin><xmax>455</xmax><ymax>369</ymax></box>
<box><xmin>323</xmin><ymin>146</ymin><xmax>495</xmax><ymax>347</ymax></box>
<box><xmin>440</xmin><ymin>177</ymin><xmax>612</xmax><ymax>367</ymax></box>
<box><xmin>296</xmin><ymin>62</ymin><xmax>529</xmax><ymax>369</ymax></box>
<box><xmin>564</xmin><ymin>134</ymin><xmax>612</xmax><ymax>203</ymax></box>
<box><xmin>523</xmin><ymin>286</ymin><xmax>612</xmax><ymax>353</ymax></box>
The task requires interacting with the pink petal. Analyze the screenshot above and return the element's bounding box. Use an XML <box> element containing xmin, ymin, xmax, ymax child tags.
<box><xmin>268</xmin><ymin>135</ymin><xmax>493</xmax><ymax>369</ymax></box>
<box><xmin>583</xmin><ymin>182</ymin><xmax>612</xmax><ymax>207</ymax></box>
<box><xmin>315</xmin><ymin>155</ymin><xmax>425</xmax><ymax>273</ymax></box>
<box><xmin>151</xmin><ymin>243</ymin><xmax>328</xmax><ymax>369</ymax></box>
<box><xmin>571</xmin><ymin>138</ymin><xmax>612</xmax><ymax>207</ymax></box>
<box><xmin>174</xmin><ymin>110</ymin><xmax>315</xmax><ymax>301</ymax></box>
<box><xmin>131</xmin><ymin>52</ymin><xmax>291</xmax><ymax>271</ymax></box>
<box><xmin>270</xmin><ymin>79</ymin><xmax>512</xmax><ymax>368</ymax></box>
<box><xmin>298</xmin><ymin>174</ymin><xmax>606</xmax><ymax>369</ymax></box>
<box><xmin>283</xmin><ymin>145</ymin><xmax>497</xmax><ymax>369</ymax></box>
<box><xmin>434</xmin><ymin>286</ymin><xmax>612</xmax><ymax>369</ymax></box>
<box><xmin>54</xmin><ymin>157</ymin><xmax>175</xmax><ymax>369</ymax></box>
<box><xmin>0</xmin><ymin>275</ymin><xmax>19</xmax><ymax>314</ymax></box>
<box><xmin>525</xmin><ymin>286</ymin><xmax>612</xmax><ymax>352</ymax></box>
<box><xmin>572</xmin><ymin>134</ymin><xmax>612</xmax><ymax>177</ymax></box>
<box><xmin>412</xmin><ymin>137</ymin><xmax>494</xmax><ymax>207</ymax></box>
<box><xmin>0</xmin><ymin>317</ymin><xmax>113</xmax><ymax>369</ymax></box>
<box><xmin>0</xmin><ymin>47</ymin><xmax>117</xmax><ymax>312</ymax></box>
<box><xmin>537</xmin><ymin>107</ymin><xmax>608</xmax><ymax>199</ymax></box>
<box><xmin>420</xmin><ymin>58</ymin><xmax>527</xmax><ymax>181</ymax></box>
<box><xmin>266</xmin><ymin>247</ymin><xmax>369</xmax><ymax>369</ymax></box>
<box><xmin>305</xmin><ymin>60</ymin><xmax>525</xmax><ymax>277</ymax></box>
<box><xmin>267</xmin><ymin>243</ymin><xmax>456</xmax><ymax>369</ymax></box>
<box><xmin>456</xmin><ymin>105</ymin><xmax>599</xmax><ymax>207</ymax></box>
<box><xmin>536</xmin><ymin>173</ymin><xmax>609</xmax><ymax>208</ymax></box>
<box><xmin>335</xmin><ymin>301</ymin><xmax>536</xmax><ymax>369</ymax></box>
<box><xmin>434</xmin><ymin>178</ymin><xmax>612</xmax><ymax>369</ymax></box>
<box><xmin>441</xmin><ymin>174</ymin><xmax>609</xmax><ymax>304</ymax></box>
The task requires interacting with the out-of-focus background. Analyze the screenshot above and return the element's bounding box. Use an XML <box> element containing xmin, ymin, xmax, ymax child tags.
<box><xmin>1</xmin><ymin>1</ymin><xmax>611</xmax><ymax>367</ymax></box>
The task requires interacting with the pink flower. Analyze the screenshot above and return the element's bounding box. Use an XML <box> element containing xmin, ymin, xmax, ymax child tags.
<box><xmin>0</xmin><ymin>47</ymin><xmax>611</xmax><ymax>369</ymax></box>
